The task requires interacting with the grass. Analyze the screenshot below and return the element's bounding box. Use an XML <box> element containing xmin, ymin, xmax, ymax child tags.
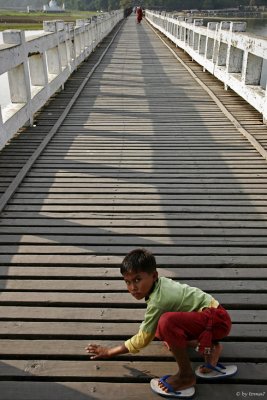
<box><xmin>0</xmin><ymin>10</ymin><xmax>100</xmax><ymax>31</ymax></box>
<box><xmin>0</xmin><ymin>10</ymin><xmax>99</xmax><ymax>17</ymax></box>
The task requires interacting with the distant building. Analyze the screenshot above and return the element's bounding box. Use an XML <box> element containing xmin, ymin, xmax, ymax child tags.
<box><xmin>43</xmin><ymin>0</ymin><xmax>65</xmax><ymax>13</ymax></box>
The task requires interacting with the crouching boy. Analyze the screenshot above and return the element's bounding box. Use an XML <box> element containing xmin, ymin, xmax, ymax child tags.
<box><xmin>86</xmin><ymin>248</ymin><xmax>236</xmax><ymax>398</ymax></box>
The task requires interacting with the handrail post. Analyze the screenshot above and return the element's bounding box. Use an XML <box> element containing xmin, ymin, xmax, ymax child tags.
<box><xmin>2</xmin><ymin>30</ymin><xmax>32</xmax><ymax>124</ymax></box>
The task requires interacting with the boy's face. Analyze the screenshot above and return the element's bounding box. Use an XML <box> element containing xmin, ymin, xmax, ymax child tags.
<box><xmin>123</xmin><ymin>270</ymin><xmax>158</xmax><ymax>300</ymax></box>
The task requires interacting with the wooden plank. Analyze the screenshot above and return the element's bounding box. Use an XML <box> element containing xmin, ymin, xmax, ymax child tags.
<box><xmin>0</xmin><ymin>266</ymin><xmax>266</xmax><ymax>279</ymax></box>
<box><xmin>0</xmin><ymin>254</ymin><xmax>267</xmax><ymax>266</ymax></box>
<box><xmin>2</xmin><ymin>236</ymin><xmax>267</xmax><ymax>247</ymax></box>
<box><xmin>0</xmin><ymin>307</ymin><xmax>266</xmax><ymax>323</ymax></box>
<box><xmin>1</xmin><ymin>244</ymin><xmax>267</xmax><ymax>256</ymax></box>
<box><xmin>0</xmin><ymin>340</ymin><xmax>266</xmax><ymax>360</ymax></box>
<box><xmin>3</xmin><ymin>211</ymin><xmax>267</xmax><ymax>222</ymax></box>
<box><xmin>2</xmin><ymin>219</ymin><xmax>267</xmax><ymax>229</ymax></box>
<box><xmin>0</xmin><ymin>382</ymin><xmax>266</xmax><ymax>400</ymax></box>
<box><xmin>0</xmin><ymin>279</ymin><xmax>266</xmax><ymax>292</ymax></box>
<box><xmin>0</xmin><ymin>360</ymin><xmax>265</xmax><ymax>381</ymax></box>
<box><xmin>0</xmin><ymin>293</ymin><xmax>265</xmax><ymax>309</ymax></box>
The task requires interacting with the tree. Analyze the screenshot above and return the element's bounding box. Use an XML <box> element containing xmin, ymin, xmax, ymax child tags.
<box><xmin>202</xmin><ymin>0</ymin><xmax>214</xmax><ymax>9</ymax></box>
<box><xmin>120</xmin><ymin>0</ymin><xmax>132</xmax><ymax>9</ymax></box>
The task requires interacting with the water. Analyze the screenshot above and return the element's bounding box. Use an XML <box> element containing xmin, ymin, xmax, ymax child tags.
<box><xmin>202</xmin><ymin>17</ymin><xmax>267</xmax><ymax>37</ymax></box>
<box><xmin>0</xmin><ymin>20</ymin><xmax>267</xmax><ymax>108</ymax></box>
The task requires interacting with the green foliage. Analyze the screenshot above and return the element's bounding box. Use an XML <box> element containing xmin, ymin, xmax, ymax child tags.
<box><xmin>0</xmin><ymin>0</ymin><xmax>266</xmax><ymax>12</ymax></box>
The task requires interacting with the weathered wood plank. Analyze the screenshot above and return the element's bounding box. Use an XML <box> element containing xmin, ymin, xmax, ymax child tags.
<box><xmin>0</xmin><ymin>382</ymin><xmax>266</xmax><ymax>400</ymax></box>
<box><xmin>0</xmin><ymin>293</ymin><xmax>265</xmax><ymax>308</ymax></box>
<box><xmin>0</xmin><ymin>279</ymin><xmax>265</xmax><ymax>292</ymax></box>
<box><xmin>0</xmin><ymin>254</ymin><xmax>267</xmax><ymax>266</ymax></box>
<box><xmin>2</xmin><ymin>236</ymin><xmax>267</xmax><ymax>247</ymax></box>
<box><xmin>1</xmin><ymin>244</ymin><xmax>267</xmax><ymax>256</ymax></box>
<box><xmin>0</xmin><ymin>360</ymin><xmax>265</xmax><ymax>381</ymax></box>
<box><xmin>0</xmin><ymin>266</ymin><xmax>266</xmax><ymax>279</ymax></box>
<box><xmin>0</xmin><ymin>340</ymin><xmax>266</xmax><ymax>360</ymax></box>
<box><xmin>0</xmin><ymin>307</ymin><xmax>266</xmax><ymax>323</ymax></box>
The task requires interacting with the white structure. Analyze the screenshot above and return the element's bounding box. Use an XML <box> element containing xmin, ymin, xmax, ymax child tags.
<box><xmin>146</xmin><ymin>10</ymin><xmax>267</xmax><ymax>123</ymax></box>
<box><xmin>0</xmin><ymin>10</ymin><xmax>123</xmax><ymax>150</ymax></box>
<box><xmin>43</xmin><ymin>0</ymin><xmax>65</xmax><ymax>13</ymax></box>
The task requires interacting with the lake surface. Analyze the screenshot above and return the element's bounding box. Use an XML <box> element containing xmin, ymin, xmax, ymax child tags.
<box><xmin>0</xmin><ymin>19</ymin><xmax>267</xmax><ymax>108</ymax></box>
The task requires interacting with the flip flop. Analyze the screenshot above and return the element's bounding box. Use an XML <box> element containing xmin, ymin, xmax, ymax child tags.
<box><xmin>150</xmin><ymin>375</ymin><xmax>195</xmax><ymax>398</ymax></box>
<box><xmin>195</xmin><ymin>362</ymin><xmax>237</xmax><ymax>379</ymax></box>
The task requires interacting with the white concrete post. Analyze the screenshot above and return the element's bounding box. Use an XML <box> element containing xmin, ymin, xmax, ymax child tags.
<box><xmin>245</xmin><ymin>52</ymin><xmax>263</xmax><ymax>85</ymax></box>
<box><xmin>43</xmin><ymin>21</ymin><xmax>62</xmax><ymax>77</ymax></box>
<box><xmin>29</xmin><ymin>52</ymin><xmax>48</xmax><ymax>86</ymax></box>
<box><xmin>224</xmin><ymin>22</ymin><xmax>247</xmax><ymax>89</ymax></box>
<box><xmin>0</xmin><ymin>105</ymin><xmax>9</xmax><ymax>148</ymax></box>
<box><xmin>205</xmin><ymin>22</ymin><xmax>217</xmax><ymax>62</ymax></box>
<box><xmin>65</xmin><ymin>22</ymin><xmax>75</xmax><ymax>67</ymax></box>
<box><xmin>185</xmin><ymin>18</ymin><xmax>193</xmax><ymax>47</ymax></box>
<box><xmin>84</xmin><ymin>19</ymin><xmax>91</xmax><ymax>55</ymax></box>
<box><xmin>76</xmin><ymin>20</ymin><xmax>85</xmax><ymax>56</ymax></box>
<box><xmin>59</xmin><ymin>40</ymin><xmax>68</xmax><ymax>68</ymax></box>
<box><xmin>214</xmin><ymin>21</ymin><xmax>230</xmax><ymax>67</ymax></box>
<box><xmin>74</xmin><ymin>26</ymin><xmax>81</xmax><ymax>58</ymax></box>
<box><xmin>2</xmin><ymin>30</ymin><xmax>31</xmax><ymax>104</ymax></box>
<box><xmin>199</xmin><ymin>34</ymin><xmax>206</xmax><ymax>55</ymax></box>
<box><xmin>193</xmin><ymin>19</ymin><xmax>203</xmax><ymax>51</ymax></box>
<box><xmin>264</xmin><ymin>87</ymin><xmax>267</xmax><ymax>124</ymax></box>
<box><xmin>55</xmin><ymin>21</ymin><xmax>68</xmax><ymax>70</ymax></box>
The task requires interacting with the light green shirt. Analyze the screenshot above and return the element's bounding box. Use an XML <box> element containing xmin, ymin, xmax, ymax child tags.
<box><xmin>125</xmin><ymin>276</ymin><xmax>215</xmax><ymax>353</ymax></box>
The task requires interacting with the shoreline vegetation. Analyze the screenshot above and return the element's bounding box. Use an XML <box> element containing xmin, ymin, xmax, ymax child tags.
<box><xmin>0</xmin><ymin>10</ymin><xmax>100</xmax><ymax>31</ymax></box>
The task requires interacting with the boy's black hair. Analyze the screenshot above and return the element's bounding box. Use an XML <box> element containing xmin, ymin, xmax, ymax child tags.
<box><xmin>120</xmin><ymin>248</ymin><xmax>157</xmax><ymax>275</ymax></box>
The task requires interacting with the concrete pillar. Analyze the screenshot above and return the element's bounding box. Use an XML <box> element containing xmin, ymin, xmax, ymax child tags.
<box><xmin>0</xmin><ymin>105</ymin><xmax>9</xmax><ymax>149</ymax></box>
<box><xmin>199</xmin><ymin>35</ymin><xmax>206</xmax><ymax>55</ymax></box>
<box><xmin>65</xmin><ymin>22</ymin><xmax>75</xmax><ymax>65</ymax></box>
<box><xmin>47</xmin><ymin>47</ymin><xmax>61</xmax><ymax>75</ymax></box>
<box><xmin>84</xmin><ymin>19</ymin><xmax>91</xmax><ymax>49</ymax></box>
<box><xmin>228</xmin><ymin>46</ymin><xmax>244</xmax><ymax>73</ymax></box>
<box><xmin>76</xmin><ymin>20</ymin><xmax>85</xmax><ymax>54</ymax></box>
<box><xmin>245</xmin><ymin>53</ymin><xmax>263</xmax><ymax>85</ymax></box>
<box><xmin>43</xmin><ymin>21</ymin><xmax>62</xmax><ymax>76</ymax></box>
<box><xmin>29</xmin><ymin>53</ymin><xmax>48</xmax><ymax>86</ymax></box>
<box><xmin>192</xmin><ymin>20</ymin><xmax>202</xmax><ymax>51</ymax></box>
<box><xmin>231</xmin><ymin>21</ymin><xmax>247</xmax><ymax>32</ymax></box>
<box><xmin>2</xmin><ymin>30</ymin><xmax>31</xmax><ymax>104</ymax></box>
<box><xmin>74</xmin><ymin>27</ymin><xmax>81</xmax><ymax>57</ymax></box>
<box><xmin>214</xmin><ymin>22</ymin><xmax>230</xmax><ymax>65</ymax></box>
<box><xmin>205</xmin><ymin>23</ymin><xmax>218</xmax><ymax>61</ymax></box>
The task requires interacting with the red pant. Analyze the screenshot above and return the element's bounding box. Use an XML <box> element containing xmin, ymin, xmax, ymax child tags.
<box><xmin>155</xmin><ymin>305</ymin><xmax>231</xmax><ymax>352</ymax></box>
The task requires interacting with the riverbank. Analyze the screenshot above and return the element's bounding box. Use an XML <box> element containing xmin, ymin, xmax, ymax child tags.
<box><xmin>0</xmin><ymin>10</ymin><xmax>99</xmax><ymax>31</ymax></box>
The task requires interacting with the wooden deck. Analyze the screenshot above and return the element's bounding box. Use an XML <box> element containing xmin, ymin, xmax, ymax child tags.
<box><xmin>0</xmin><ymin>15</ymin><xmax>267</xmax><ymax>399</ymax></box>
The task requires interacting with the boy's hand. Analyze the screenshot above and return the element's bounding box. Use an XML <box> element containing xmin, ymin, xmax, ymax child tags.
<box><xmin>85</xmin><ymin>343</ymin><xmax>129</xmax><ymax>359</ymax></box>
<box><xmin>85</xmin><ymin>344</ymin><xmax>111</xmax><ymax>359</ymax></box>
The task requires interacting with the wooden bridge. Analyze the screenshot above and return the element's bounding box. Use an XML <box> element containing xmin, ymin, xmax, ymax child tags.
<box><xmin>0</xmin><ymin>14</ymin><xmax>267</xmax><ymax>399</ymax></box>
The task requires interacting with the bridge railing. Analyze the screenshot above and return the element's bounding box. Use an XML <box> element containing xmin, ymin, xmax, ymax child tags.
<box><xmin>146</xmin><ymin>10</ymin><xmax>267</xmax><ymax>123</ymax></box>
<box><xmin>0</xmin><ymin>10</ymin><xmax>123</xmax><ymax>150</ymax></box>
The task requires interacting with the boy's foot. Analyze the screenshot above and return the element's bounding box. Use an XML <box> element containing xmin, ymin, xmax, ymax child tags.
<box><xmin>150</xmin><ymin>375</ymin><xmax>195</xmax><ymax>398</ymax></box>
<box><xmin>158</xmin><ymin>373</ymin><xmax>196</xmax><ymax>393</ymax></box>
<box><xmin>199</xmin><ymin>342</ymin><xmax>223</xmax><ymax>373</ymax></box>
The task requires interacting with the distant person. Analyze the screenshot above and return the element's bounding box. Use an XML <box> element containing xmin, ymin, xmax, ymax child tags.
<box><xmin>136</xmin><ymin>6</ymin><xmax>143</xmax><ymax>24</ymax></box>
<box><xmin>86</xmin><ymin>248</ymin><xmax>237</xmax><ymax>398</ymax></box>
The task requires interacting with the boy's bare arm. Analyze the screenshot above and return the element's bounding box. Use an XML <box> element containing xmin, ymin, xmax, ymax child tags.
<box><xmin>85</xmin><ymin>343</ymin><xmax>129</xmax><ymax>359</ymax></box>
